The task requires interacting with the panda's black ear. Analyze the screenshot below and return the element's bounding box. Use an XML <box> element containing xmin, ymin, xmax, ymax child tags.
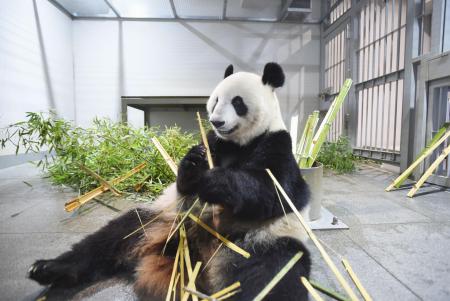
<box><xmin>224</xmin><ymin>64</ymin><xmax>234</xmax><ymax>79</ymax></box>
<box><xmin>262</xmin><ymin>62</ymin><xmax>285</xmax><ymax>88</ymax></box>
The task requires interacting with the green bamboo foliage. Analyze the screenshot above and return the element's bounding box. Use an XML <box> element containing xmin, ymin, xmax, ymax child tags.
<box><xmin>296</xmin><ymin>79</ymin><xmax>353</xmax><ymax>169</ymax></box>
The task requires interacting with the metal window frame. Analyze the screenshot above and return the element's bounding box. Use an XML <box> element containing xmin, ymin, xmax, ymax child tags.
<box><xmin>47</xmin><ymin>0</ymin><xmax>317</xmax><ymax>23</ymax></box>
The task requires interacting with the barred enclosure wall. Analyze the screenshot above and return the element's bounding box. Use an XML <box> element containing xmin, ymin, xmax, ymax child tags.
<box><xmin>355</xmin><ymin>0</ymin><xmax>406</xmax><ymax>154</ymax></box>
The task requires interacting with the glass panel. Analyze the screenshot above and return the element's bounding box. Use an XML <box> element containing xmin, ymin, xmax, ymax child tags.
<box><xmin>444</xmin><ymin>0</ymin><xmax>450</xmax><ymax>51</ymax></box>
<box><xmin>174</xmin><ymin>0</ymin><xmax>223</xmax><ymax>18</ymax></box>
<box><xmin>226</xmin><ymin>0</ymin><xmax>282</xmax><ymax>21</ymax></box>
<box><xmin>109</xmin><ymin>0</ymin><xmax>174</xmax><ymax>18</ymax></box>
<box><xmin>54</xmin><ymin>0</ymin><xmax>116</xmax><ymax>17</ymax></box>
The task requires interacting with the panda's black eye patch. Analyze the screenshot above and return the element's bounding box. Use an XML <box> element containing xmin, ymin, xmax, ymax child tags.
<box><xmin>211</xmin><ymin>97</ymin><xmax>218</xmax><ymax>113</ymax></box>
<box><xmin>231</xmin><ymin>96</ymin><xmax>247</xmax><ymax>116</ymax></box>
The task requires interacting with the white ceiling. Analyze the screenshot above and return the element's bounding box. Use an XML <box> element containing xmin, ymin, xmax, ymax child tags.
<box><xmin>51</xmin><ymin>0</ymin><xmax>313</xmax><ymax>22</ymax></box>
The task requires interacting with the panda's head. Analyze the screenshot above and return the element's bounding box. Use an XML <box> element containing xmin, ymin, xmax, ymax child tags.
<box><xmin>207</xmin><ymin>62</ymin><xmax>287</xmax><ymax>146</ymax></box>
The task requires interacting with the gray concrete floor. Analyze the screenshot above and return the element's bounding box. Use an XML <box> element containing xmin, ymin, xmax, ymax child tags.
<box><xmin>0</xmin><ymin>163</ymin><xmax>449</xmax><ymax>300</ymax></box>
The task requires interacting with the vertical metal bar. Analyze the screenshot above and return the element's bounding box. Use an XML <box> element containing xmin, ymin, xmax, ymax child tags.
<box><xmin>399</xmin><ymin>0</ymin><xmax>417</xmax><ymax>172</ymax></box>
<box><xmin>222</xmin><ymin>0</ymin><xmax>228</xmax><ymax>20</ymax></box>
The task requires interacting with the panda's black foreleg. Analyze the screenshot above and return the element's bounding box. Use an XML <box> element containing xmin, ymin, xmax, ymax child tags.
<box><xmin>219</xmin><ymin>237</ymin><xmax>311</xmax><ymax>301</ymax></box>
<box><xmin>28</xmin><ymin>208</ymin><xmax>156</xmax><ymax>288</ymax></box>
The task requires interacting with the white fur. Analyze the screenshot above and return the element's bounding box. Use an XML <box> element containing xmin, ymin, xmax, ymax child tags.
<box><xmin>207</xmin><ymin>72</ymin><xmax>286</xmax><ymax>146</ymax></box>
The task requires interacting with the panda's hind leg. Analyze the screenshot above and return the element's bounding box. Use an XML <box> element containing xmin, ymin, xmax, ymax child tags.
<box><xmin>28</xmin><ymin>208</ymin><xmax>157</xmax><ymax>288</ymax></box>
<box><xmin>211</xmin><ymin>237</ymin><xmax>311</xmax><ymax>301</ymax></box>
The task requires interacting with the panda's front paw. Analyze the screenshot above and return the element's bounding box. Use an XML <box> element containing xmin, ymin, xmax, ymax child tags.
<box><xmin>177</xmin><ymin>145</ymin><xmax>209</xmax><ymax>194</ymax></box>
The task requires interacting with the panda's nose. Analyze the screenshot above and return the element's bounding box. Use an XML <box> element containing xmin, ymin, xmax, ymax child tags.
<box><xmin>210</xmin><ymin>120</ymin><xmax>225</xmax><ymax>129</ymax></box>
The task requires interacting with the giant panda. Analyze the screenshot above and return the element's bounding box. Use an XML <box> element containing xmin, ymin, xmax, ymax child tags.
<box><xmin>28</xmin><ymin>62</ymin><xmax>312</xmax><ymax>301</ymax></box>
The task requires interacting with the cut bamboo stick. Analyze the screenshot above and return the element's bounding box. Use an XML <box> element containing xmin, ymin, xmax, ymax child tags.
<box><xmin>253</xmin><ymin>251</ymin><xmax>304</xmax><ymax>301</ymax></box>
<box><xmin>301</xmin><ymin>277</ymin><xmax>325</xmax><ymax>301</ymax></box>
<box><xmin>296</xmin><ymin>113</ymin><xmax>314</xmax><ymax>162</ymax></box>
<box><xmin>165</xmin><ymin>238</ymin><xmax>181</xmax><ymax>301</ymax></box>
<box><xmin>196</xmin><ymin>112</ymin><xmax>214</xmax><ymax>169</ymax></box>
<box><xmin>181</xmin><ymin>262</ymin><xmax>202</xmax><ymax>301</ymax></box>
<box><xmin>342</xmin><ymin>259</ymin><xmax>372</xmax><ymax>301</ymax></box>
<box><xmin>78</xmin><ymin>164</ymin><xmax>121</xmax><ymax>196</ymax></box>
<box><xmin>188</xmin><ymin>213</ymin><xmax>250</xmax><ymax>259</ymax></box>
<box><xmin>151</xmin><ymin>137</ymin><xmax>178</xmax><ymax>175</ymax></box>
<box><xmin>309</xmin><ymin>280</ymin><xmax>350</xmax><ymax>301</ymax></box>
<box><xmin>307</xmin><ymin>79</ymin><xmax>352</xmax><ymax>167</ymax></box>
<box><xmin>299</xmin><ymin>111</ymin><xmax>320</xmax><ymax>168</ymax></box>
<box><xmin>217</xmin><ymin>289</ymin><xmax>241</xmax><ymax>300</ymax></box>
<box><xmin>407</xmin><ymin>143</ymin><xmax>450</xmax><ymax>197</ymax></box>
<box><xmin>166</xmin><ymin>199</ymin><xmax>200</xmax><ymax>243</ymax></box>
<box><xmin>65</xmin><ymin>162</ymin><xmax>146</xmax><ymax>212</ymax></box>
<box><xmin>184</xmin><ymin>287</ymin><xmax>217</xmax><ymax>301</ymax></box>
<box><xmin>386</xmin><ymin>126</ymin><xmax>450</xmax><ymax>191</ymax></box>
<box><xmin>266</xmin><ymin>169</ymin><xmax>360</xmax><ymax>301</ymax></box>
<box><xmin>205</xmin><ymin>282</ymin><xmax>241</xmax><ymax>301</ymax></box>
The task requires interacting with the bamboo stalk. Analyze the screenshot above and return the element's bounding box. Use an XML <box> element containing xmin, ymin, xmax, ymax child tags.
<box><xmin>301</xmin><ymin>277</ymin><xmax>325</xmax><ymax>301</ymax></box>
<box><xmin>184</xmin><ymin>287</ymin><xmax>218</xmax><ymax>301</ymax></box>
<box><xmin>253</xmin><ymin>252</ymin><xmax>304</xmax><ymax>301</ymax></box>
<box><xmin>407</xmin><ymin>143</ymin><xmax>450</xmax><ymax>197</ymax></box>
<box><xmin>342</xmin><ymin>259</ymin><xmax>373</xmax><ymax>301</ymax></box>
<box><xmin>78</xmin><ymin>164</ymin><xmax>122</xmax><ymax>196</ymax></box>
<box><xmin>135</xmin><ymin>209</ymin><xmax>148</xmax><ymax>238</ymax></box>
<box><xmin>165</xmin><ymin>239</ymin><xmax>181</xmax><ymax>301</ymax></box>
<box><xmin>180</xmin><ymin>234</ymin><xmax>185</xmax><ymax>300</ymax></box>
<box><xmin>123</xmin><ymin>199</ymin><xmax>179</xmax><ymax>240</ymax></box>
<box><xmin>181</xmin><ymin>225</ymin><xmax>199</xmax><ymax>301</ymax></box>
<box><xmin>181</xmin><ymin>262</ymin><xmax>202</xmax><ymax>301</ymax></box>
<box><xmin>386</xmin><ymin>126</ymin><xmax>450</xmax><ymax>191</ymax></box>
<box><xmin>65</xmin><ymin>162</ymin><xmax>146</xmax><ymax>212</ymax></box>
<box><xmin>309</xmin><ymin>280</ymin><xmax>350</xmax><ymax>301</ymax></box>
<box><xmin>201</xmin><ymin>242</ymin><xmax>224</xmax><ymax>274</ymax></box>
<box><xmin>166</xmin><ymin>199</ymin><xmax>200</xmax><ymax>243</ymax></box>
<box><xmin>188</xmin><ymin>213</ymin><xmax>250</xmax><ymax>259</ymax></box>
<box><xmin>266</xmin><ymin>169</ymin><xmax>359</xmax><ymax>301</ymax></box>
<box><xmin>217</xmin><ymin>289</ymin><xmax>241</xmax><ymax>300</ymax></box>
<box><xmin>205</xmin><ymin>282</ymin><xmax>241</xmax><ymax>300</ymax></box>
<box><xmin>172</xmin><ymin>273</ymin><xmax>180</xmax><ymax>301</ymax></box>
<box><xmin>296</xmin><ymin>113</ymin><xmax>314</xmax><ymax>162</ymax></box>
<box><xmin>134</xmin><ymin>174</ymin><xmax>151</xmax><ymax>192</ymax></box>
<box><xmin>307</xmin><ymin>79</ymin><xmax>352</xmax><ymax>167</ymax></box>
<box><xmin>151</xmin><ymin>137</ymin><xmax>178</xmax><ymax>175</ymax></box>
<box><xmin>196</xmin><ymin>112</ymin><xmax>214</xmax><ymax>169</ymax></box>
<box><xmin>299</xmin><ymin>111</ymin><xmax>319</xmax><ymax>168</ymax></box>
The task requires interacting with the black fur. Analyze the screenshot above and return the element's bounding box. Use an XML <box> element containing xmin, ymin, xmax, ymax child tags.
<box><xmin>262</xmin><ymin>62</ymin><xmax>285</xmax><ymax>88</ymax></box>
<box><xmin>231</xmin><ymin>96</ymin><xmax>248</xmax><ymax>117</ymax></box>
<box><xmin>224</xmin><ymin>64</ymin><xmax>234</xmax><ymax>78</ymax></box>
<box><xmin>28</xmin><ymin>208</ymin><xmax>157</xmax><ymax>287</ymax></box>
<box><xmin>223</xmin><ymin>237</ymin><xmax>311</xmax><ymax>301</ymax></box>
<box><xmin>177</xmin><ymin>130</ymin><xmax>309</xmax><ymax>221</ymax></box>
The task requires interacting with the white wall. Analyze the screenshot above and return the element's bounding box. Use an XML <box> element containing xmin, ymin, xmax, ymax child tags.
<box><xmin>0</xmin><ymin>0</ymin><xmax>74</xmax><ymax>156</ymax></box>
<box><xmin>73</xmin><ymin>20</ymin><xmax>320</xmax><ymax>132</ymax></box>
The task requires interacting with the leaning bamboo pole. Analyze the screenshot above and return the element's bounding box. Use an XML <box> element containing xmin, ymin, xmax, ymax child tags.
<box><xmin>296</xmin><ymin>113</ymin><xmax>314</xmax><ymax>162</ymax></box>
<box><xmin>306</xmin><ymin>79</ymin><xmax>352</xmax><ymax>168</ymax></box>
<box><xmin>386</xmin><ymin>125</ymin><xmax>450</xmax><ymax>191</ymax></box>
<box><xmin>407</xmin><ymin>143</ymin><xmax>450</xmax><ymax>197</ymax></box>
<box><xmin>342</xmin><ymin>259</ymin><xmax>373</xmax><ymax>301</ymax></box>
<box><xmin>299</xmin><ymin>111</ymin><xmax>319</xmax><ymax>168</ymax></box>
<box><xmin>266</xmin><ymin>169</ymin><xmax>360</xmax><ymax>301</ymax></box>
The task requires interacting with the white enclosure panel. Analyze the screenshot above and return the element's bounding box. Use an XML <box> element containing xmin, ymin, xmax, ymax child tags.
<box><xmin>72</xmin><ymin>21</ymin><xmax>120</xmax><ymax>127</ymax></box>
<box><xmin>0</xmin><ymin>0</ymin><xmax>74</xmax><ymax>155</ymax></box>
<box><xmin>73</xmin><ymin>20</ymin><xmax>320</xmax><ymax>134</ymax></box>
